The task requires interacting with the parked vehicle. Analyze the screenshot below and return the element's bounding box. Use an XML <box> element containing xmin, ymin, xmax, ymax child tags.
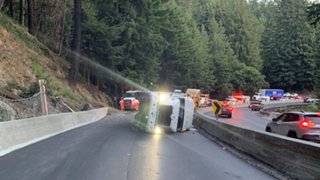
<box><xmin>266</xmin><ymin>112</ymin><xmax>320</xmax><ymax>142</ymax></box>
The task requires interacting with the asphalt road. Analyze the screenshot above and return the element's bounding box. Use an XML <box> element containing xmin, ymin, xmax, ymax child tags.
<box><xmin>0</xmin><ymin>113</ymin><xmax>275</xmax><ymax>180</ymax></box>
<box><xmin>203</xmin><ymin>101</ymin><xmax>307</xmax><ymax>131</ymax></box>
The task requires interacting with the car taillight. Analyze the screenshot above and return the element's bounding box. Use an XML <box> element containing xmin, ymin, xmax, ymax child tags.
<box><xmin>227</xmin><ymin>107</ymin><xmax>233</xmax><ymax>111</ymax></box>
<box><xmin>300</xmin><ymin>120</ymin><xmax>316</xmax><ymax>128</ymax></box>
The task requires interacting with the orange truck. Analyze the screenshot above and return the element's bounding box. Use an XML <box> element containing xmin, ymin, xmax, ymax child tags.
<box><xmin>120</xmin><ymin>91</ymin><xmax>142</xmax><ymax>111</ymax></box>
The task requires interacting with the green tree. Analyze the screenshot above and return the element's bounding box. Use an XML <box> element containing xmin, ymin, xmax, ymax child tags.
<box><xmin>231</xmin><ymin>63</ymin><xmax>268</xmax><ymax>95</ymax></box>
<box><xmin>159</xmin><ymin>1</ymin><xmax>212</xmax><ymax>91</ymax></box>
<box><xmin>214</xmin><ymin>0</ymin><xmax>263</xmax><ymax>70</ymax></box>
<box><xmin>308</xmin><ymin>3</ymin><xmax>320</xmax><ymax>26</ymax></box>
<box><xmin>262</xmin><ymin>0</ymin><xmax>316</xmax><ymax>91</ymax></box>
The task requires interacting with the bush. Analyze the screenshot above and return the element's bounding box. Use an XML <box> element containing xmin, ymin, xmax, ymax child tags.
<box><xmin>19</xmin><ymin>82</ymin><xmax>39</xmax><ymax>98</ymax></box>
<box><xmin>0</xmin><ymin>109</ymin><xmax>10</xmax><ymax>122</ymax></box>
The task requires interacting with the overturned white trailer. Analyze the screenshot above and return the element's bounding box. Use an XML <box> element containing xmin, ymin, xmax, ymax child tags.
<box><xmin>133</xmin><ymin>91</ymin><xmax>194</xmax><ymax>133</ymax></box>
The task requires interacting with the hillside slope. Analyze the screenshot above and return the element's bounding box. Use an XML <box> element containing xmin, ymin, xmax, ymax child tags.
<box><xmin>0</xmin><ymin>14</ymin><xmax>109</xmax><ymax>115</ymax></box>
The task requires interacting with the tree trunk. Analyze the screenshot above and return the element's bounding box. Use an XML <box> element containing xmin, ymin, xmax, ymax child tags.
<box><xmin>9</xmin><ymin>0</ymin><xmax>14</xmax><ymax>17</ymax></box>
<box><xmin>0</xmin><ymin>0</ymin><xmax>5</xmax><ymax>10</ymax></box>
<box><xmin>27</xmin><ymin>0</ymin><xmax>36</xmax><ymax>35</ymax></box>
<box><xmin>19</xmin><ymin>0</ymin><xmax>24</xmax><ymax>25</ymax></box>
<box><xmin>70</xmin><ymin>0</ymin><xmax>81</xmax><ymax>84</ymax></box>
<box><xmin>58</xmin><ymin>0</ymin><xmax>66</xmax><ymax>55</ymax></box>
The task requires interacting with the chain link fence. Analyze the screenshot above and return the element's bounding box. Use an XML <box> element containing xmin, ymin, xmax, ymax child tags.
<box><xmin>0</xmin><ymin>92</ymin><xmax>73</xmax><ymax>121</ymax></box>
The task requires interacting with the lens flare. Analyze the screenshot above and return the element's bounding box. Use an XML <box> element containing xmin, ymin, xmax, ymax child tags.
<box><xmin>153</xmin><ymin>126</ymin><xmax>162</xmax><ymax>134</ymax></box>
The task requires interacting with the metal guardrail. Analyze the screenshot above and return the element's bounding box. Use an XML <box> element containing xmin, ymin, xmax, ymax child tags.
<box><xmin>260</xmin><ymin>102</ymin><xmax>311</xmax><ymax>116</ymax></box>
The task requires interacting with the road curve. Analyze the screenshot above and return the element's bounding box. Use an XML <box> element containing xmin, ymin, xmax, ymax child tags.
<box><xmin>0</xmin><ymin>113</ymin><xmax>275</xmax><ymax>180</ymax></box>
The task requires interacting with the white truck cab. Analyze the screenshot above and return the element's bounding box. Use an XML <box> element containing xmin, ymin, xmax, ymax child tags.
<box><xmin>134</xmin><ymin>91</ymin><xmax>194</xmax><ymax>133</ymax></box>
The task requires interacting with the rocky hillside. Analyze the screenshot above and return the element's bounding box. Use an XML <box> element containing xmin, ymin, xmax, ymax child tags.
<box><xmin>0</xmin><ymin>14</ymin><xmax>110</xmax><ymax>119</ymax></box>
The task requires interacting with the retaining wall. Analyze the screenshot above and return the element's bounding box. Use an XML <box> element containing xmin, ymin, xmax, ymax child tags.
<box><xmin>194</xmin><ymin>111</ymin><xmax>320</xmax><ymax>180</ymax></box>
<box><xmin>0</xmin><ymin>108</ymin><xmax>108</xmax><ymax>156</ymax></box>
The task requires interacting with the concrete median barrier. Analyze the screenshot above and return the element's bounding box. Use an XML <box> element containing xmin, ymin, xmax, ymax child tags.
<box><xmin>0</xmin><ymin>108</ymin><xmax>108</xmax><ymax>156</ymax></box>
<box><xmin>194</xmin><ymin>111</ymin><xmax>320</xmax><ymax>180</ymax></box>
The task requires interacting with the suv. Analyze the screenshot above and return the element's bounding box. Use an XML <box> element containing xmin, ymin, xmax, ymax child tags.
<box><xmin>266</xmin><ymin>112</ymin><xmax>320</xmax><ymax>142</ymax></box>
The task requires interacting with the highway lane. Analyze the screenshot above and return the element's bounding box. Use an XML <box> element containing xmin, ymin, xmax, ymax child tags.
<box><xmin>203</xmin><ymin>101</ymin><xmax>307</xmax><ymax>132</ymax></box>
<box><xmin>0</xmin><ymin>113</ymin><xmax>275</xmax><ymax>180</ymax></box>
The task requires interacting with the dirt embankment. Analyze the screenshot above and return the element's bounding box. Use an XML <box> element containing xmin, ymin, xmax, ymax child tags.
<box><xmin>0</xmin><ymin>15</ymin><xmax>110</xmax><ymax>119</ymax></box>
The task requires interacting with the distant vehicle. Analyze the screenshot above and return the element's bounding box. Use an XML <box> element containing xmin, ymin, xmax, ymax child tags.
<box><xmin>283</xmin><ymin>93</ymin><xmax>301</xmax><ymax>100</ymax></box>
<box><xmin>219</xmin><ymin>102</ymin><xmax>233</xmax><ymax>118</ymax></box>
<box><xmin>249</xmin><ymin>101</ymin><xmax>263</xmax><ymax>111</ymax></box>
<box><xmin>303</xmin><ymin>97</ymin><xmax>311</xmax><ymax>103</ymax></box>
<box><xmin>280</xmin><ymin>97</ymin><xmax>290</xmax><ymax>101</ymax></box>
<box><xmin>266</xmin><ymin>112</ymin><xmax>320</xmax><ymax>142</ymax></box>
<box><xmin>305</xmin><ymin>98</ymin><xmax>320</xmax><ymax>103</ymax></box>
<box><xmin>225</xmin><ymin>97</ymin><xmax>237</xmax><ymax>105</ymax></box>
<box><xmin>293</xmin><ymin>96</ymin><xmax>302</xmax><ymax>101</ymax></box>
<box><xmin>252</xmin><ymin>95</ymin><xmax>270</xmax><ymax>102</ymax></box>
<box><xmin>258</xmin><ymin>89</ymin><xmax>284</xmax><ymax>100</ymax></box>
<box><xmin>120</xmin><ymin>90</ymin><xmax>149</xmax><ymax>111</ymax></box>
<box><xmin>199</xmin><ymin>94</ymin><xmax>210</xmax><ymax>107</ymax></box>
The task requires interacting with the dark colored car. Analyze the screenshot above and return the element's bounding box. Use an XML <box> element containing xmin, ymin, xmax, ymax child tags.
<box><xmin>219</xmin><ymin>102</ymin><xmax>233</xmax><ymax>118</ymax></box>
<box><xmin>303</xmin><ymin>97</ymin><xmax>310</xmax><ymax>103</ymax></box>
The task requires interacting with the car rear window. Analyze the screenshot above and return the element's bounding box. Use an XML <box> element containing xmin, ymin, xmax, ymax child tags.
<box><xmin>251</xmin><ymin>101</ymin><xmax>261</xmax><ymax>104</ymax></box>
<box><xmin>305</xmin><ymin>115</ymin><xmax>320</xmax><ymax>124</ymax></box>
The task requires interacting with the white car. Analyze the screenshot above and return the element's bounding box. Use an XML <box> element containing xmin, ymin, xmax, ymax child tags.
<box><xmin>306</xmin><ymin>98</ymin><xmax>319</xmax><ymax>103</ymax></box>
<box><xmin>225</xmin><ymin>97</ymin><xmax>237</xmax><ymax>105</ymax></box>
<box><xmin>252</xmin><ymin>95</ymin><xmax>270</xmax><ymax>102</ymax></box>
<box><xmin>266</xmin><ymin>112</ymin><xmax>320</xmax><ymax>142</ymax></box>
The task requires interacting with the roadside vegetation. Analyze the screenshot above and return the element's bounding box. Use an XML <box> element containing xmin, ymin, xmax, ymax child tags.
<box><xmin>0</xmin><ymin>0</ymin><xmax>320</xmax><ymax>101</ymax></box>
<box><xmin>0</xmin><ymin>13</ymin><xmax>109</xmax><ymax>110</ymax></box>
<box><xmin>274</xmin><ymin>104</ymin><xmax>320</xmax><ymax>113</ymax></box>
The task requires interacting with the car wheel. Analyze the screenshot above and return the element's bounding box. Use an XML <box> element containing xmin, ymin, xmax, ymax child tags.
<box><xmin>266</xmin><ymin>127</ymin><xmax>271</xmax><ymax>132</ymax></box>
<box><xmin>288</xmin><ymin>131</ymin><xmax>297</xmax><ymax>138</ymax></box>
<box><xmin>229</xmin><ymin>114</ymin><xmax>232</xmax><ymax>118</ymax></box>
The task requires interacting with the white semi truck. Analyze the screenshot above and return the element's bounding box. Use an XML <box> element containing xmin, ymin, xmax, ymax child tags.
<box><xmin>133</xmin><ymin>91</ymin><xmax>194</xmax><ymax>133</ymax></box>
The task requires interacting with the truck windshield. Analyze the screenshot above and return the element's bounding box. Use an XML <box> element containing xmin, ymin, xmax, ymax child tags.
<box><xmin>124</xmin><ymin>93</ymin><xmax>136</xmax><ymax>98</ymax></box>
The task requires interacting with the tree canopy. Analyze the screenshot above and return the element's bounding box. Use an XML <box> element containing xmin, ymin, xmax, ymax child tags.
<box><xmin>1</xmin><ymin>0</ymin><xmax>319</xmax><ymax>98</ymax></box>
